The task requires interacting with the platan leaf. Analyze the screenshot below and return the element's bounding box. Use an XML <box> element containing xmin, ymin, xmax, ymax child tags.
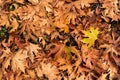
<box><xmin>81</xmin><ymin>27</ymin><xmax>99</xmax><ymax>47</ymax></box>
<box><xmin>26</xmin><ymin>43</ymin><xmax>41</xmax><ymax>63</ymax></box>
<box><xmin>35</xmin><ymin>60</ymin><xmax>59</xmax><ymax>80</ymax></box>
<box><xmin>11</xmin><ymin>50</ymin><xmax>28</xmax><ymax>73</ymax></box>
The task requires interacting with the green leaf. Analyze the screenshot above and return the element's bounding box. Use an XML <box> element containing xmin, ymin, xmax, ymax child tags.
<box><xmin>81</xmin><ymin>27</ymin><xmax>99</xmax><ymax>47</ymax></box>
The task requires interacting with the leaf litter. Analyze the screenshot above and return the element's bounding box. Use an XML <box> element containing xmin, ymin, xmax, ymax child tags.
<box><xmin>0</xmin><ymin>0</ymin><xmax>120</xmax><ymax>80</ymax></box>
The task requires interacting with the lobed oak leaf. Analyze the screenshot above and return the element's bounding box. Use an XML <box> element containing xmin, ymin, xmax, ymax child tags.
<box><xmin>81</xmin><ymin>27</ymin><xmax>99</xmax><ymax>47</ymax></box>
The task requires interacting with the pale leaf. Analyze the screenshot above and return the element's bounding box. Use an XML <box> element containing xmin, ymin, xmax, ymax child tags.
<box><xmin>35</xmin><ymin>65</ymin><xmax>43</xmax><ymax>77</ymax></box>
<box><xmin>41</xmin><ymin>62</ymin><xmax>59</xmax><ymax>80</ymax></box>
<box><xmin>27</xmin><ymin>43</ymin><xmax>41</xmax><ymax>62</ymax></box>
<box><xmin>11</xmin><ymin>50</ymin><xmax>28</xmax><ymax>73</ymax></box>
<box><xmin>0</xmin><ymin>69</ymin><xmax>2</xmax><ymax>80</ymax></box>
<box><xmin>26</xmin><ymin>69</ymin><xmax>36</xmax><ymax>79</ymax></box>
<box><xmin>80</xmin><ymin>0</ymin><xmax>96</xmax><ymax>8</ymax></box>
<box><xmin>14</xmin><ymin>0</ymin><xmax>24</xmax><ymax>4</ymax></box>
<box><xmin>10</xmin><ymin>18</ymin><xmax>19</xmax><ymax>32</ymax></box>
<box><xmin>28</xmin><ymin>0</ymin><xmax>39</xmax><ymax>5</ymax></box>
<box><xmin>36</xmin><ymin>61</ymin><xmax>59</xmax><ymax>80</ymax></box>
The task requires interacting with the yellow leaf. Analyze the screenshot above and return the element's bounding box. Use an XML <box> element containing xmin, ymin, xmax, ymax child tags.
<box><xmin>81</xmin><ymin>27</ymin><xmax>99</xmax><ymax>47</ymax></box>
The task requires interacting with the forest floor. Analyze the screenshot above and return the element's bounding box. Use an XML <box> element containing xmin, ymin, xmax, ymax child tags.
<box><xmin>0</xmin><ymin>0</ymin><xmax>120</xmax><ymax>80</ymax></box>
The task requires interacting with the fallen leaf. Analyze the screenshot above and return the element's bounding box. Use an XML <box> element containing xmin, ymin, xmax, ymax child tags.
<box><xmin>26</xmin><ymin>69</ymin><xmax>36</xmax><ymax>79</ymax></box>
<box><xmin>26</xmin><ymin>43</ymin><xmax>41</xmax><ymax>63</ymax></box>
<box><xmin>81</xmin><ymin>27</ymin><xmax>99</xmax><ymax>47</ymax></box>
<box><xmin>36</xmin><ymin>61</ymin><xmax>59</xmax><ymax>80</ymax></box>
<box><xmin>11</xmin><ymin>50</ymin><xmax>28</xmax><ymax>73</ymax></box>
<box><xmin>28</xmin><ymin>0</ymin><xmax>39</xmax><ymax>5</ymax></box>
<box><xmin>80</xmin><ymin>0</ymin><xmax>96</xmax><ymax>8</ymax></box>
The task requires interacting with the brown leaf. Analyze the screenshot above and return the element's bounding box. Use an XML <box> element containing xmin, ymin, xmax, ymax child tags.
<box><xmin>28</xmin><ymin>0</ymin><xmax>39</xmax><ymax>5</ymax></box>
<box><xmin>11</xmin><ymin>50</ymin><xmax>28</xmax><ymax>73</ymax></box>
<box><xmin>26</xmin><ymin>43</ymin><xmax>41</xmax><ymax>63</ymax></box>
<box><xmin>112</xmin><ymin>53</ymin><xmax>120</xmax><ymax>66</ymax></box>
<box><xmin>101</xmin><ymin>0</ymin><xmax>120</xmax><ymax>21</ymax></box>
<box><xmin>14</xmin><ymin>0</ymin><xmax>24</xmax><ymax>4</ymax></box>
<box><xmin>0</xmin><ymin>69</ymin><xmax>3</xmax><ymax>80</ymax></box>
<box><xmin>10</xmin><ymin>18</ymin><xmax>19</xmax><ymax>33</ymax></box>
<box><xmin>80</xmin><ymin>0</ymin><xmax>96</xmax><ymax>8</ymax></box>
<box><xmin>107</xmin><ymin>54</ymin><xmax>118</xmax><ymax>73</ymax></box>
<box><xmin>26</xmin><ymin>69</ymin><xmax>36</xmax><ymax>79</ymax></box>
<box><xmin>46</xmin><ymin>43</ymin><xmax>65</xmax><ymax>57</ymax></box>
<box><xmin>36</xmin><ymin>61</ymin><xmax>59</xmax><ymax>80</ymax></box>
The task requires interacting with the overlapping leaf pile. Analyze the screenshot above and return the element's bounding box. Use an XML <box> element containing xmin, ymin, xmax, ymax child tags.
<box><xmin>0</xmin><ymin>0</ymin><xmax>120</xmax><ymax>80</ymax></box>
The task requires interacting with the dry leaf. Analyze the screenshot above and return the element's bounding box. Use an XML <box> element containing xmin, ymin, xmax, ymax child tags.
<box><xmin>36</xmin><ymin>61</ymin><xmax>59</xmax><ymax>80</ymax></box>
<box><xmin>26</xmin><ymin>43</ymin><xmax>41</xmax><ymax>62</ymax></box>
<box><xmin>28</xmin><ymin>0</ymin><xmax>39</xmax><ymax>5</ymax></box>
<box><xmin>14</xmin><ymin>0</ymin><xmax>24</xmax><ymax>4</ymax></box>
<box><xmin>10</xmin><ymin>18</ymin><xmax>19</xmax><ymax>32</ymax></box>
<box><xmin>80</xmin><ymin>0</ymin><xmax>96</xmax><ymax>8</ymax></box>
<box><xmin>81</xmin><ymin>27</ymin><xmax>99</xmax><ymax>47</ymax></box>
<box><xmin>0</xmin><ymin>69</ymin><xmax>3</xmax><ymax>80</ymax></box>
<box><xmin>26</xmin><ymin>69</ymin><xmax>36</xmax><ymax>79</ymax></box>
<box><xmin>11</xmin><ymin>50</ymin><xmax>28</xmax><ymax>73</ymax></box>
